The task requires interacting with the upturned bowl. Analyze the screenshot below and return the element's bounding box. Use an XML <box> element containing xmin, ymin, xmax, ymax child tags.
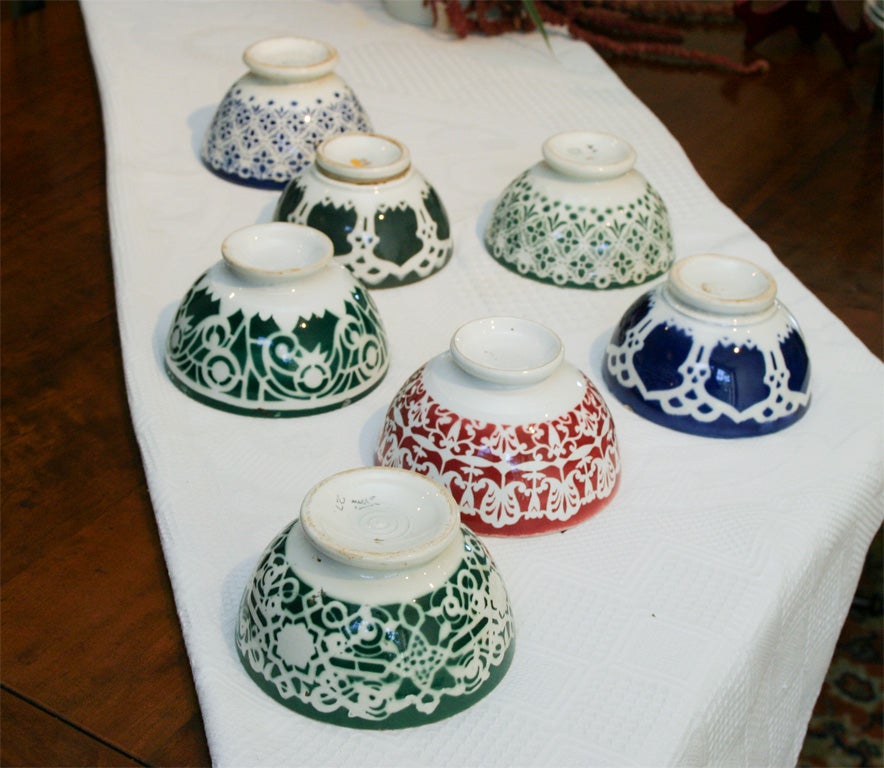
<box><xmin>164</xmin><ymin>222</ymin><xmax>389</xmax><ymax>417</ymax></box>
<box><xmin>603</xmin><ymin>253</ymin><xmax>811</xmax><ymax>438</ymax></box>
<box><xmin>274</xmin><ymin>132</ymin><xmax>453</xmax><ymax>288</ymax></box>
<box><xmin>377</xmin><ymin>317</ymin><xmax>621</xmax><ymax>536</ymax></box>
<box><xmin>484</xmin><ymin>131</ymin><xmax>674</xmax><ymax>289</ymax></box>
<box><xmin>236</xmin><ymin>466</ymin><xmax>515</xmax><ymax>729</ymax></box>
<box><xmin>201</xmin><ymin>37</ymin><xmax>372</xmax><ymax>189</ymax></box>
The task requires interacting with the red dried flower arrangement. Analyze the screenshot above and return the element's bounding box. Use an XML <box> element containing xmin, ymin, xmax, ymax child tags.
<box><xmin>426</xmin><ymin>0</ymin><xmax>771</xmax><ymax>74</ymax></box>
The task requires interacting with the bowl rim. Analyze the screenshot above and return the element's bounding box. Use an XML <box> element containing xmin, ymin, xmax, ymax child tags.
<box><xmin>299</xmin><ymin>467</ymin><xmax>460</xmax><ymax>570</ymax></box>
<box><xmin>542</xmin><ymin>130</ymin><xmax>637</xmax><ymax>180</ymax></box>
<box><xmin>221</xmin><ymin>222</ymin><xmax>334</xmax><ymax>283</ymax></box>
<box><xmin>316</xmin><ymin>133</ymin><xmax>412</xmax><ymax>184</ymax></box>
<box><xmin>666</xmin><ymin>253</ymin><xmax>777</xmax><ymax>317</ymax></box>
<box><xmin>449</xmin><ymin>316</ymin><xmax>564</xmax><ymax>386</ymax></box>
<box><xmin>243</xmin><ymin>36</ymin><xmax>339</xmax><ymax>81</ymax></box>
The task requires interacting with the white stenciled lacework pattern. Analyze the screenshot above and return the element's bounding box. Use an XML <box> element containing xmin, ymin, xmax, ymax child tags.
<box><xmin>165</xmin><ymin>273</ymin><xmax>387</xmax><ymax>409</ymax></box>
<box><xmin>202</xmin><ymin>88</ymin><xmax>371</xmax><ymax>185</ymax></box>
<box><xmin>605</xmin><ymin>291</ymin><xmax>811</xmax><ymax>424</ymax></box>
<box><xmin>377</xmin><ymin>369</ymin><xmax>620</xmax><ymax>530</ymax></box>
<box><xmin>280</xmin><ymin>178</ymin><xmax>452</xmax><ymax>286</ymax></box>
<box><xmin>237</xmin><ymin>523</ymin><xmax>514</xmax><ymax>723</ymax></box>
<box><xmin>485</xmin><ymin>172</ymin><xmax>672</xmax><ymax>289</ymax></box>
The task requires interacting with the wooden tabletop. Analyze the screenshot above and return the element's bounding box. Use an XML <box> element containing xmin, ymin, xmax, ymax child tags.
<box><xmin>1</xmin><ymin>3</ymin><xmax>880</xmax><ymax>766</ymax></box>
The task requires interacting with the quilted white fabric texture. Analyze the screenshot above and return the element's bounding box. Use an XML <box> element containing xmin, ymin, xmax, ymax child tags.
<box><xmin>81</xmin><ymin>2</ymin><xmax>883</xmax><ymax>765</ymax></box>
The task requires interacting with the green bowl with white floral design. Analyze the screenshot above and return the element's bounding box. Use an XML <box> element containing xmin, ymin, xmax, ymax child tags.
<box><xmin>164</xmin><ymin>223</ymin><xmax>389</xmax><ymax>417</ymax></box>
<box><xmin>236</xmin><ymin>467</ymin><xmax>516</xmax><ymax>729</ymax></box>
<box><xmin>485</xmin><ymin>131</ymin><xmax>674</xmax><ymax>290</ymax></box>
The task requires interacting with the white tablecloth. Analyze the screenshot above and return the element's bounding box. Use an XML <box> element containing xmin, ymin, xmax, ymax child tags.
<box><xmin>81</xmin><ymin>2</ymin><xmax>883</xmax><ymax>765</ymax></box>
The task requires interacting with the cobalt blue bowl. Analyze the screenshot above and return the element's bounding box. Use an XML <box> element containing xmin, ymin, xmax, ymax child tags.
<box><xmin>603</xmin><ymin>253</ymin><xmax>811</xmax><ymax>438</ymax></box>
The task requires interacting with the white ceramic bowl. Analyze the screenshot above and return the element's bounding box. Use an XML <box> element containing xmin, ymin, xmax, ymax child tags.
<box><xmin>201</xmin><ymin>37</ymin><xmax>372</xmax><ymax>188</ymax></box>
<box><xmin>604</xmin><ymin>253</ymin><xmax>811</xmax><ymax>437</ymax></box>
<box><xmin>274</xmin><ymin>132</ymin><xmax>453</xmax><ymax>288</ymax></box>
<box><xmin>236</xmin><ymin>466</ymin><xmax>515</xmax><ymax>729</ymax></box>
<box><xmin>485</xmin><ymin>131</ymin><xmax>674</xmax><ymax>289</ymax></box>
<box><xmin>377</xmin><ymin>317</ymin><xmax>621</xmax><ymax>535</ymax></box>
<box><xmin>164</xmin><ymin>223</ymin><xmax>389</xmax><ymax>417</ymax></box>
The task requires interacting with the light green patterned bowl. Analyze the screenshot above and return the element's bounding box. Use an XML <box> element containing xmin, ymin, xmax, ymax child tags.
<box><xmin>236</xmin><ymin>467</ymin><xmax>516</xmax><ymax>729</ymax></box>
<box><xmin>485</xmin><ymin>131</ymin><xmax>674</xmax><ymax>290</ymax></box>
<box><xmin>164</xmin><ymin>223</ymin><xmax>389</xmax><ymax>417</ymax></box>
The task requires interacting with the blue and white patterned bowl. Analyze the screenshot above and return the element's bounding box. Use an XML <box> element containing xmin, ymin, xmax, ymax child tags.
<box><xmin>236</xmin><ymin>466</ymin><xmax>515</xmax><ymax>729</ymax></box>
<box><xmin>201</xmin><ymin>37</ymin><xmax>372</xmax><ymax>189</ymax></box>
<box><xmin>603</xmin><ymin>253</ymin><xmax>811</xmax><ymax>438</ymax></box>
<box><xmin>164</xmin><ymin>223</ymin><xmax>389</xmax><ymax>417</ymax></box>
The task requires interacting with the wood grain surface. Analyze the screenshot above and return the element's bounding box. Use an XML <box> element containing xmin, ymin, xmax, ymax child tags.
<box><xmin>1</xmin><ymin>3</ymin><xmax>880</xmax><ymax>766</ymax></box>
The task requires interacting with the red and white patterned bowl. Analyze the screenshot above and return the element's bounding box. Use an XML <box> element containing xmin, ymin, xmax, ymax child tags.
<box><xmin>376</xmin><ymin>317</ymin><xmax>621</xmax><ymax>536</ymax></box>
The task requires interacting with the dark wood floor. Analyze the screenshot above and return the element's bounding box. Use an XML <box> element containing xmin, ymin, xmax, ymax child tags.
<box><xmin>1</xmin><ymin>3</ymin><xmax>880</xmax><ymax>766</ymax></box>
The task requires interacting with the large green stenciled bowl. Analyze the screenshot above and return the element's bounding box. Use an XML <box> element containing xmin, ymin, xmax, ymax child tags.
<box><xmin>236</xmin><ymin>467</ymin><xmax>516</xmax><ymax>729</ymax></box>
